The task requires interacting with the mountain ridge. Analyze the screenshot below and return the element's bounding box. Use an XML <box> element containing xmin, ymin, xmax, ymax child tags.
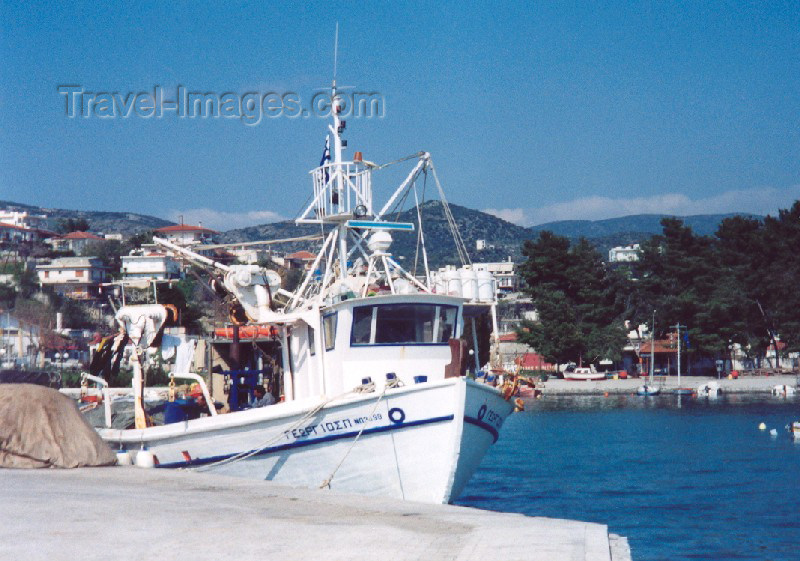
<box><xmin>1</xmin><ymin>199</ymin><xmax>764</xmax><ymax>266</ymax></box>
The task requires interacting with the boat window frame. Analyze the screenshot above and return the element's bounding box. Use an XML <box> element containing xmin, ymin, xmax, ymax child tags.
<box><xmin>349</xmin><ymin>303</ymin><xmax>459</xmax><ymax>347</ymax></box>
<box><xmin>323</xmin><ymin>312</ymin><xmax>337</xmax><ymax>352</ymax></box>
<box><xmin>308</xmin><ymin>325</ymin><xmax>315</xmax><ymax>356</ymax></box>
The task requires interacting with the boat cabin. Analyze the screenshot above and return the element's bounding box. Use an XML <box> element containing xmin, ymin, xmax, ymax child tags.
<box><xmin>284</xmin><ymin>293</ymin><xmax>466</xmax><ymax>400</ymax></box>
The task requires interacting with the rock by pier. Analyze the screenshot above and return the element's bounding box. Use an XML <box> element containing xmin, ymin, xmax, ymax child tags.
<box><xmin>1</xmin><ymin>467</ymin><xmax>631</xmax><ymax>561</ymax></box>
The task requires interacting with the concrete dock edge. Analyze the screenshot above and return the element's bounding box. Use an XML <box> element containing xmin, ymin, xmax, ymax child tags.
<box><xmin>1</xmin><ymin>466</ymin><xmax>632</xmax><ymax>561</ymax></box>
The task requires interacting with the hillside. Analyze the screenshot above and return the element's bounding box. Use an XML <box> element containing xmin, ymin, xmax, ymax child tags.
<box><xmin>530</xmin><ymin>213</ymin><xmax>761</xmax><ymax>239</ymax></box>
<box><xmin>0</xmin><ymin>200</ymin><xmax>172</xmax><ymax>236</ymax></box>
<box><xmin>218</xmin><ymin>201</ymin><xmax>532</xmax><ymax>268</ymax></box>
<box><xmin>210</xmin><ymin>204</ymin><xmax>765</xmax><ymax>267</ymax></box>
<box><xmin>2</xmin><ymin>199</ymin><xmax>762</xmax><ymax>264</ymax></box>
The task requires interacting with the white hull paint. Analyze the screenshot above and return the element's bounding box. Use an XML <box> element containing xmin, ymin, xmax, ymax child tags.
<box><xmin>636</xmin><ymin>384</ymin><xmax>661</xmax><ymax>396</ymax></box>
<box><xmin>101</xmin><ymin>378</ymin><xmax>512</xmax><ymax>504</ymax></box>
<box><xmin>564</xmin><ymin>373</ymin><xmax>606</xmax><ymax>381</ymax></box>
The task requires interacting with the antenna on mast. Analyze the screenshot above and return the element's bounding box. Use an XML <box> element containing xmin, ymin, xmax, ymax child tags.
<box><xmin>333</xmin><ymin>22</ymin><xmax>339</xmax><ymax>86</ymax></box>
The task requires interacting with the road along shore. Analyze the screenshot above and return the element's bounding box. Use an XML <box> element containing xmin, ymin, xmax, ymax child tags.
<box><xmin>538</xmin><ymin>374</ymin><xmax>799</xmax><ymax>396</ymax></box>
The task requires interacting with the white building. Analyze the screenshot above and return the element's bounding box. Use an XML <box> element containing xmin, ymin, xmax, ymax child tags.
<box><xmin>36</xmin><ymin>257</ymin><xmax>107</xmax><ymax>299</ymax></box>
<box><xmin>121</xmin><ymin>252</ymin><xmax>183</xmax><ymax>280</ymax></box>
<box><xmin>0</xmin><ymin>210</ymin><xmax>47</xmax><ymax>230</ymax></box>
<box><xmin>0</xmin><ymin>313</ymin><xmax>43</xmax><ymax>369</ymax></box>
<box><xmin>473</xmin><ymin>259</ymin><xmax>519</xmax><ymax>295</ymax></box>
<box><xmin>153</xmin><ymin>224</ymin><xmax>216</xmax><ymax>246</ymax></box>
<box><xmin>49</xmin><ymin>231</ymin><xmax>105</xmax><ymax>254</ymax></box>
<box><xmin>0</xmin><ymin>222</ymin><xmax>39</xmax><ymax>243</ymax></box>
<box><xmin>609</xmin><ymin>244</ymin><xmax>641</xmax><ymax>263</ymax></box>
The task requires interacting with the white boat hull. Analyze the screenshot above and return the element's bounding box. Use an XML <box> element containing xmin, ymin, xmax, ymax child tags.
<box><xmin>636</xmin><ymin>384</ymin><xmax>661</xmax><ymax>396</ymax></box>
<box><xmin>100</xmin><ymin>378</ymin><xmax>512</xmax><ymax>504</ymax></box>
<box><xmin>564</xmin><ymin>373</ymin><xmax>606</xmax><ymax>381</ymax></box>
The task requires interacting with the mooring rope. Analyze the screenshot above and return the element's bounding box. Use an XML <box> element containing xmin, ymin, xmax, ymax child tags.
<box><xmin>319</xmin><ymin>383</ymin><xmax>391</xmax><ymax>489</ymax></box>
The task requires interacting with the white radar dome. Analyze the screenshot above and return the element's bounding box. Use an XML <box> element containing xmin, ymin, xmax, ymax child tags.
<box><xmin>367</xmin><ymin>230</ymin><xmax>393</xmax><ymax>254</ymax></box>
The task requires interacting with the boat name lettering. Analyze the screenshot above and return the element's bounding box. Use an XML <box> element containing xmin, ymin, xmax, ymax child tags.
<box><xmin>482</xmin><ymin>407</ymin><xmax>504</xmax><ymax>430</ymax></box>
<box><xmin>285</xmin><ymin>425</ymin><xmax>319</xmax><ymax>439</ymax></box>
<box><xmin>284</xmin><ymin>414</ymin><xmax>384</xmax><ymax>440</ymax></box>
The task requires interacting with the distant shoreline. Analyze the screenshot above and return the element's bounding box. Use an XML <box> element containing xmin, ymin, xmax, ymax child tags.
<box><xmin>537</xmin><ymin>374</ymin><xmax>799</xmax><ymax>396</ymax></box>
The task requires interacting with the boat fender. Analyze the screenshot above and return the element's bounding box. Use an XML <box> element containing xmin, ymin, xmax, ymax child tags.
<box><xmin>135</xmin><ymin>450</ymin><xmax>158</xmax><ymax>468</ymax></box>
<box><xmin>116</xmin><ymin>451</ymin><xmax>132</xmax><ymax>466</ymax></box>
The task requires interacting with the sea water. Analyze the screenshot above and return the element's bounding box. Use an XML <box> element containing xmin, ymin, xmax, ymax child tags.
<box><xmin>456</xmin><ymin>394</ymin><xmax>800</xmax><ymax>561</ymax></box>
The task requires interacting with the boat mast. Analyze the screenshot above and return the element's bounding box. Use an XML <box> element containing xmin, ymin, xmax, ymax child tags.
<box><xmin>672</xmin><ymin>323</ymin><xmax>685</xmax><ymax>388</ymax></box>
<box><xmin>649</xmin><ymin>310</ymin><xmax>656</xmax><ymax>385</ymax></box>
<box><xmin>331</xmin><ymin>24</ymin><xmax>348</xmax><ymax>281</ymax></box>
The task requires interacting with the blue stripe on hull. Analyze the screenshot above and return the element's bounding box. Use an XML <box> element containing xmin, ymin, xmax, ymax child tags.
<box><xmin>463</xmin><ymin>416</ymin><xmax>500</xmax><ymax>443</ymax></box>
<box><xmin>155</xmin><ymin>414</ymin><xmax>456</xmax><ymax>469</ymax></box>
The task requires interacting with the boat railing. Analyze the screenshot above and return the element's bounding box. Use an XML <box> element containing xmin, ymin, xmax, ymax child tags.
<box><xmin>299</xmin><ymin>161</ymin><xmax>372</xmax><ymax>223</ymax></box>
<box><xmin>81</xmin><ymin>372</ymin><xmax>112</xmax><ymax>428</ymax></box>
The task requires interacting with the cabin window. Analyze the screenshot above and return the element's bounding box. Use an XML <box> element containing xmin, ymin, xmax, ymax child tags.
<box><xmin>323</xmin><ymin>313</ymin><xmax>337</xmax><ymax>351</ymax></box>
<box><xmin>350</xmin><ymin>304</ymin><xmax>457</xmax><ymax>346</ymax></box>
<box><xmin>308</xmin><ymin>326</ymin><xmax>315</xmax><ymax>355</ymax></box>
<box><xmin>352</xmin><ymin>306</ymin><xmax>374</xmax><ymax>344</ymax></box>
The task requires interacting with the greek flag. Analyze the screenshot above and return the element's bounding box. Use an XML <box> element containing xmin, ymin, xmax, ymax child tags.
<box><xmin>319</xmin><ymin>135</ymin><xmax>331</xmax><ymax>186</ymax></box>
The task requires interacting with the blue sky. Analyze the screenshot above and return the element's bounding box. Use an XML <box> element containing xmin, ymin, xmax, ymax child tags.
<box><xmin>1</xmin><ymin>1</ymin><xmax>798</xmax><ymax>230</ymax></box>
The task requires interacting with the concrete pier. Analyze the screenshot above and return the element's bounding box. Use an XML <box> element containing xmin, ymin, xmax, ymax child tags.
<box><xmin>0</xmin><ymin>467</ymin><xmax>631</xmax><ymax>561</ymax></box>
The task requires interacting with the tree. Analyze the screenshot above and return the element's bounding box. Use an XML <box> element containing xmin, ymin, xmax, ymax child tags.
<box><xmin>127</xmin><ymin>230</ymin><xmax>154</xmax><ymax>249</ymax></box>
<box><xmin>516</xmin><ymin>232</ymin><xmax>626</xmax><ymax>366</ymax></box>
<box><xmin>83</xmin><ymin>239</ymin><xmax>125</xmax><ymax>275</ymax></box>
<box><xmin>12</xmin><ymin>264</ymin><xmax>38</xmax><ymax>299</ymax></box>
<box><xmin>757</xmin><ymin>201</ymin><xmax>800</xmax><ymax>352</ymax></box>
<box><xmin>57</xmin><ymin>217</ymin><xmax>90</xmax><ymax>233</ymax></box>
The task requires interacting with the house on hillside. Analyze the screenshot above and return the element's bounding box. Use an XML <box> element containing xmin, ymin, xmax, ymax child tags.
<box><xmin>285</xmin><ymin>250</ymin><xmax>316</xmax><ymax>270</ymax></box>
<box><xmin>0</xmin><ymin>222</ymin><xmax>40</xmax><ymax>243</ymax></box>
<box><xmin>48</xmin><ymin>231</ymin><xmax>105</xmax><ymax>254</ymax></box>
<box><xmin>121</xmin><ymin>251</ymin><xmax>183</xmax><ymax>281</ymax></box>
<box><xmin>36</xmin><ymin>257</ymin><xmax>107</xmax><ymax>299</ymax></box>
<box><xmin>0</xmin><ymin>210</ymin><xmax>48</xmax><ymax>230</ymax></box>
<box><xmin>154</xmin><ymin>224</ymin><xmax>216</xmax><ymax>246</ymax></box>
<box><xmin>496</xmin><ymin>294</ymin><xmax>538</xmax><ymax>334</ymax></box>
<box><xmin>609</xmin><ymin>244</ymin><xmax>641</xmax><ymax>263</ymax></box>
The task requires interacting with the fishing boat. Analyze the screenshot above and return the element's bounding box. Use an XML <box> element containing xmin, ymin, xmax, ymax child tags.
<box><xmin>790</xmin><ymin>421</ymin><xmax>800</xmax><ymax>440</ymax></box>
<box><xmin>563</xmin><ymin>366</ymin><xmax>605</xmax><ymax>381</ymax></box>
<box><xmin>771</xmin><ymin>384</ymin><xmax>796</xmax><ymax>397</ymax></box>
<box><xmin>90</xmin><ymin>67</ymin><xmax>514</xmax><ymax>504</ymax></box>
<box><xmin>697</xmin><ymin>381</ymin><xmax>721</xmax><ymax>398</ymax></box>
